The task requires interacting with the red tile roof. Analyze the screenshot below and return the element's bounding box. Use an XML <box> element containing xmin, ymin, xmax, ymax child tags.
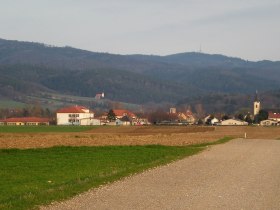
<box><xmin>0</xmin><ymin>117</ymin><xmax>50</xmax><ymax>123</ymax></box>
<box><xmin>113</xmin><ymin>109</ymin><xmax>136</xmax><ymax>118</ymax></box>
<box><xmin>56</xmin><ymin>106</ymin><xmax>93</xmax><ymax>113</ymax></box>
<box><xmin>268</xmin><ymin>112</ymin><xmax>280</xmax><ymax>119</ymax></box>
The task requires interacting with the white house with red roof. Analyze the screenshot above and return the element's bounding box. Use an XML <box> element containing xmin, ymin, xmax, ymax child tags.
<box><xmin>56</xmin><ymin>105</ymin><xmax>100</xmax><ymax>125</ymax></box>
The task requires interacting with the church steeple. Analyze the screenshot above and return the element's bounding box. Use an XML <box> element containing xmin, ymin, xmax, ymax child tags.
<box><xmin>253</xmin><ymin>90</ymin><xmax>261</xmax><ymax>116</ymax></box>
<box><xmin>254</xmin><ymin>90</ymin><xmax>260</xmax><ymax>102</ymax></box>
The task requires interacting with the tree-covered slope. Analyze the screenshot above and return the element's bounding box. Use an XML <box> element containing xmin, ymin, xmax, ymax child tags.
<box><xmin>0</xmin><ymin>38</ymin><xmax>279</xmax><ymax>104</ymax></box>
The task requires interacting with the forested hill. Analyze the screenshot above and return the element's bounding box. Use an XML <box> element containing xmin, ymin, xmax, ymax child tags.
<box><xmin>0</xmin><ymin>38</ymin><xmax>280</xmax><ymax>104</ymax></box>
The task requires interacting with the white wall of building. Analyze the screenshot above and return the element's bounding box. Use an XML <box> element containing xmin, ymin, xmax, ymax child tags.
<box><xmin>57</xmin><ymin>112</ymin><xmax>96</xmax><ymax>125</ymax></box>
<box><xmin>253</xmin><ymin>101</ymin><xmax>261</xmax><ymax>116</ymax></box>
<box><xmin>220</xmin><ymin>119</ymin><xmax>248</xmax><ymax>126</ymax></box>
<box><xmin>260</xmin><ymin>120</ymin><xmax>278</xmax><ymax>126</ymax></box>
<box><xmin>80</xmin><ymin>118</ymin><xmax>100</xmax><ymax>126</ymax></box>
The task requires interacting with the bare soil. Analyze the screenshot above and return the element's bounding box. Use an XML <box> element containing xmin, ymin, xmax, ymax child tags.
<box><xmin>1</xmin><ymin>126</ymin><xmax>280</xmax><ymax>149</ymax></box>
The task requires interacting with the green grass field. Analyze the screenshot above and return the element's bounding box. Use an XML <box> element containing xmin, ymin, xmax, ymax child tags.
<box><xmin>0</xmin><ymin>100</ymin><xmax>27</xmax><ymax>109</ymax></box>
<box><xmin>0</xmin><ymin>137</ymin><xmax>232</xmax><ymax>210</ymax></box>
<box><xmin>0</xmin><ymin>126</ymin><xmax>94</xmax><ymax>133</ymax></box>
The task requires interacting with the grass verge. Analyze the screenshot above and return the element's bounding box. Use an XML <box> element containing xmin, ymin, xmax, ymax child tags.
<box><xmin>190</xmin><ymin>136</ymin><xmax>233</xmax><ymax>147</ymax></box>
<box><xmin>0</xmin><ymin>126</ymin><xmax>94</xmax><ymax>133</ymax></box>
<box><xmin>0</xmin><ymin>137</ymin><xmax>233</xmax><ymax>210</ymax></box>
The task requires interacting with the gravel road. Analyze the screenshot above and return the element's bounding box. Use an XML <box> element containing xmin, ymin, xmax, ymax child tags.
<box><xmin>42</xmin><ymin>139</ymin><xmax>280</xmax><ymax>210</ymax></box>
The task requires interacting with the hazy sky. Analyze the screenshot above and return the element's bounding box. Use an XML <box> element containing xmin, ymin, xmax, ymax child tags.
<box><xmin>0</xmin><ymin>0</ymin><xmax>279</xmax><ymax>61</ymax></box>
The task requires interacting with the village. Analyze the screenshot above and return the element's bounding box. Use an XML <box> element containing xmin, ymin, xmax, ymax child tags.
<box><xmin>0</xmin><ymin>92</ymin><xmax>279</xmax><ymax>127</ymax></box>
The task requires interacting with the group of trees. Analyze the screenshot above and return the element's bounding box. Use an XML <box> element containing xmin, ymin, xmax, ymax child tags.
<box><xmin>254</xmin><ymin>110</ymin><xmax>269</xmax><ymax>123</ymax></box>
<box><xmin>107</xmin><ymin>109</ymin><xmax>116</xmax><ymax>122</ymax></box>
<box><xmin>233</xmin><ymin>113</ymin><xmax>253</xmax><ymax>124</ymax></box>
<box><xmin>147</xmin><ymin>110</ymin><xmax>178</xmax><ymax>124</ymax></box>
<box><xmin>2</xmin><ymin>38</ymin><xmax>280</xmax><ymax>106</ymax></box>
<box><xmin>0</xmin><ymin>105</ymin><xmax>54</xmax><ymax>119</ymax></box>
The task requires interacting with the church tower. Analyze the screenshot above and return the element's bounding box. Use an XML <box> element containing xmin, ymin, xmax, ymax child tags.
<box><xmin>253</xmin><ymin>91</ymin><xmax>261</xmax><ymax>116</ymax></box>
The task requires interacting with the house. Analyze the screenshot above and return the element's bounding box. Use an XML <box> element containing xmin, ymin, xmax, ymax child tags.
<box><xmin>112</xmin><ymin>109</ymin><xmax>137</xmax><ymax>120</ymax></box>
<box><xmin>268</xmin><ymin>111</ymin><xmax>280</xmax><ymax>122</ymax></box>
<box><xmin>0</xmin><ymin>117</ymin><xmax>50</xmax><ymax>126</ymax></box>
<box><xmin>56</xmin><ymin>105</ymin><xmax>100</xmax><ymax>125</ymax></box>
<box><xmin>260</xmin><ymin>119</ymin><xmax>278</xmax><ymax>126</ymax></box>
<box><xmin>132</xmin><ymin>118</ymin><xmax>150</xmax><ymax>126</ymax></box>
<box><xmin>178</xmin><ymin>110</ymin><xmax>196</xmax><ymax>124</ymax></box>
<box><xmin>119</xmin><ymin>116</ymin><xmax>131</xmax><ymax>126</ymax></box>
<box><xmin>103</xmin><ymin>110</ymin><xmax>138</xmax><ymax>126</ymax></box>
<box><xmin>204</xmin><ymin>115</ymin><xmax>219</xmax><ymax>125</ymax></box>
<box><xmin>220</xmin><ymin>119</ymin><xmax>248</xmax><ymax>126</ymax></box>
<box><xmin>95</xmin><ymin>92</ymin><xmax>105</xmax><ymax>100</ymax></box>
<box><xmin>115</xmin><ymin>119</ymin><xmax>124</xmax><ymax>126</ymax></box>
<box><xmin>111</xmin><ymin>116</ymin><xmax>131</xmax><ymax>126</ymax></box>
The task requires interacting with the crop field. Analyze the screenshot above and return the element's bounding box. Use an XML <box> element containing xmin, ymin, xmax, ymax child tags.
<box><xmin>0</xmin><ymin>126</ymin><xmax>93</xmax><ymax>133</ymax></box>
<box><xmin>1</xmin><ymin>124</ymin><xmax>278</xmax><ymax>210</ymax></box>
<box><xmin>0</xmin><ymin>144</ymin><xmax>206</xmax><ymax>210</ymax></box>
<box><xmin>0</xmin><ymin>126</ymin><xmax>280</xmax><ymax>149</ymax></box>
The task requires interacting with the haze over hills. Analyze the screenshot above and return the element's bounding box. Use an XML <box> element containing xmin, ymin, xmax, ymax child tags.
<box><xmin>0</xmin><ymin>38</ymin><xmax>280</xmax><ymax>112</ymax></box>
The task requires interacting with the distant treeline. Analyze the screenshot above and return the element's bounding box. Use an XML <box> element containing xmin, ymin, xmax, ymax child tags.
<box><xmin>0</xmin><ymin>105</ymin><xmax>54</xmax><ymax>119</ymax></box>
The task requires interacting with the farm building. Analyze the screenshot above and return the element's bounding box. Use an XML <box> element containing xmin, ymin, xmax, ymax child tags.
<box><xmin>220</xmin><ymin>119</ymin><xmax>248</xmax><ymax>126</ymax></box>
<box><xmin>56</xmin><ymin>105</ymin><xmax>100</xmax><ymax>125</ymax></box>
<box><xmin>260</xmin><ymin>119</ymin><xmax>279</xmax><ymax>126</ymax></box>
<box><xmin>0</xmin><ymin>117</ymin><xmax>50</xmax><ymax>126</ymax></box>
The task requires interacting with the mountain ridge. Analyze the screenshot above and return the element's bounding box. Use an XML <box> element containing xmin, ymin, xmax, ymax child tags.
<box><xmin>0</xmin><ymin>38</ymin><xmax>279</xmax><ymax>106</ymax></box>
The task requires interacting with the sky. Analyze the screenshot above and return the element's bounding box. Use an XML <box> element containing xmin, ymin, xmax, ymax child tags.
<box><xmin>0</xmin><ymin>0</ymin><xmax>280</xmax><ymax>61</ymax></box>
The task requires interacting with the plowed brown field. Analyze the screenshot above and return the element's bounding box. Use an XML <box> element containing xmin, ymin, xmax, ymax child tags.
<box><xmin>1</xmin><ymin>126</ymin><xmax>280</xmax><ymax>149</ymax></box>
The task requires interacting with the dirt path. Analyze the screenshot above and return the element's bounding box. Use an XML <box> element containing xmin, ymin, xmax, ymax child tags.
<box><xmin>42</xmin><ymin>139</ymin><xmax>280</xmax><ymax>210</ymax></box>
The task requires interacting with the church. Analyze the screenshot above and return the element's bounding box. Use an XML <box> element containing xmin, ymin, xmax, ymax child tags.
<box><xmin>254</xmin><ymin>91</ymin><xmax>280</xmax><ymax>125</ymax></box>
<box><xmin>253</xmin><ymin>91</ymin><xmax>261</xmax><ymax>116</ymax></box>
